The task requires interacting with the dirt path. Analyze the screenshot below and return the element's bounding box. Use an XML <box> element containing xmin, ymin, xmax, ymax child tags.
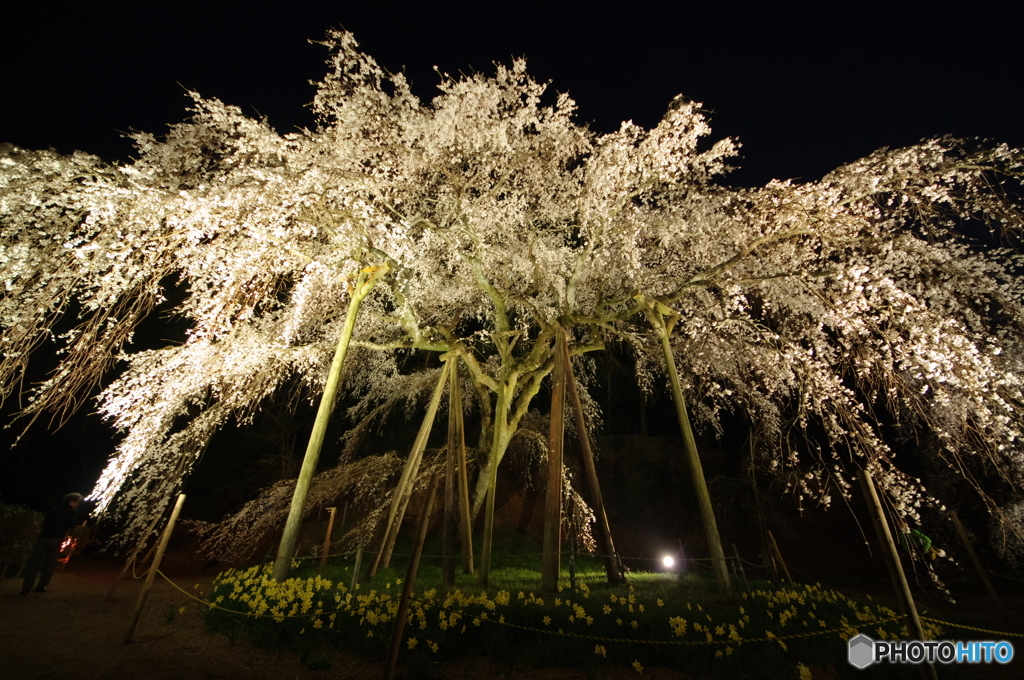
<box><xmin>1</xmin><ymin>555</ymin><xmax>686</xmax><ymax>680</ymax></box>
<box><xmin>2</xmin><ymin>556</ymin><xmax>372</xmax><ymax>680</ymax></box>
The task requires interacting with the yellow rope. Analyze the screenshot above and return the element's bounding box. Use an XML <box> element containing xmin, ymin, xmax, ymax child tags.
<box><xmin>920</xmin><ymin>616</ymin><xmax>1024</xmax><ymax>638</ymax></box>
<box><xmin>152</xmin><ymin>571</ymin><xmax>1024</xmax><ymax>646</ymax></box>
<box><xmin>155</xmin><ymin>569</ymin><xmax>402</xmax><ymax>620</ymax></box>
<box><xmin>407</xmin><ymin>597</ymin><xmax>904</xmax><ymax>646</ymax></box>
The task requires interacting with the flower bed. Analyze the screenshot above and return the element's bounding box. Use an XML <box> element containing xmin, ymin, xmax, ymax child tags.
<box><xmin>202</xmin><ymin>561</ymin><xmax>936</xmax><ymax>678</ymax></box>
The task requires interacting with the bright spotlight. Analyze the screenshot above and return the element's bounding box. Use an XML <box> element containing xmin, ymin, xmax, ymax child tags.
<box><xmin>662</xmin><ymin>555</ymin><xmax>675</xmax><ymax>568</ymax></box>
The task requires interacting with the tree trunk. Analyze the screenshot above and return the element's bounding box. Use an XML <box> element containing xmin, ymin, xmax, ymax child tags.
<box><xmin>541</xmin><ymin>332</ymin><xmax>566</xmax><ymax>592</ymax></box>
<box><xmin>561</xmin><ymin>332</ymin><xmax>624</xmax><ymax>584</ymax></box>
<box><xmin>273</xmin><ymin>264</ymin><xmax>388</xmax><ymax>581</ymax></box>
<box><xmin>646</xmin><ymin>305</ymin><xmax>731</xmax><ymax>594</ymax></box>
<box><xmin>368</xmin><ymin>360</ymin><xmax>450</xmax><ymax>579</ymax></box>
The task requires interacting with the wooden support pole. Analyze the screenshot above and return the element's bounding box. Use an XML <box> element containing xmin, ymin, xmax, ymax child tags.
<box><xmin>568</xmin><ymin>523</ymin><xmax>578</xmax><ymax>601</ymax></box>
<box><xmin>858</xmin><ymin>470</ymin><xmax>937</xmax><ymax>680</ymax></box>
<box><xmin>369</xmin><ymin>361</ymin><xmax>451</xmax><ymax>579</ymax></box>
<box><xmin>767</xmin><ymin>530</ymin><xmax>793</xmax><ymax>585</ymax></box>
<box><xmin>319</xmin><ymin>507</ymin><xmax>337</xmax><ymax>574</ymax></box>
<box><xmin>124</xmin><ymin>494</ymin><xmax>185</xmax><ymax>644</ymax></box>
<box><xmin>451</xmin><ymin>360</ymin><xmax>474</xmax><ymax>575</ymax></box>
<box><xmin>477</xmin><ymin>387</ymin><xmax>511</xmax><ymax>587</ymax></box>
<box><xmin>949</xmin><ymin>510</ymin><xmax>1001</xmax><ymax>609</ymax></box>
<box><xmin>541</xmin><ymin>331</ymin><xmax>566</xmax><ymax>594</ymax></box>
<box><xmin>108</xmin><ymin>527</ymin><xmax>159</xmax><ymax>600</ymax></box>
<box><xmin>383</xmin><ymin>472</ymin><xmax>440</xmax><ymax>680</ymax></box>
<box><xmin>561</xmin><ymin>332</ymin><xmax>625</xmax><ymax>584</ymax></box>
<box><xmin>442</xmin><ymin>358</ymin><xmax>459</xmax><ymax>588</ymax></box>
<box><xmin>764</xmin><ymin>550</ymin><xmax>779</xmax><ymax>581</ymax></box>
<box><xmin>732</xmin><ymin>543</ymin><xmax>750</xmax><ymax>593</ymax></box>
<box><xmin>350</xmin><ymin>538</ymin><xmax>364</xmax><ymax>593</ymax></box>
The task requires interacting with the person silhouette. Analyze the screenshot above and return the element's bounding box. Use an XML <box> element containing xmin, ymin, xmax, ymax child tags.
<box><xmin>20</xmin><ymin>493</ymin><xmax>82</xmax><ymax>595</ymax></box>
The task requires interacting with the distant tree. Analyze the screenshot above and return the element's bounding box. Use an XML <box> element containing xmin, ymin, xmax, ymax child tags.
<box><xmin>2</xmin><ymin>31</ymin><xmax>1023</xmax><ymax>582</ymax></box>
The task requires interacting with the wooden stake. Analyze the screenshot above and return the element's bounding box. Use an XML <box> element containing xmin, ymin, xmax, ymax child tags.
<box><xmin>732</xmin><ymin>543</ymin><xmax>750</xmax><ymax>593</ymax></box>
<box><xmin>443</xmin><ymin>358</ymin><xmax>459</xmax><ymax>588</ymax></box>
<box><xmin>568</xmin><ymin>525</ymin><xmax>578</xmax><ymax>601</ymax></box>
<box><xmin>451</xmin><ymin>360</ymin><xmax>474</xmax><ymax>575</ymax></box>
<box><xmin>107</xmin><ymin>507</ymin><xmax>166</xmax><ymax>600</ymax></box>
<box><xmin>541</xmin><ymin>331</ymin><xmax>566</xmax><ymax>593</ymax></box>
<box><xmin>369</xmin><ymin>361</ymin><xmax>451</xmax><ymax>578</ymax></box>
<box><xmin>767</xmin><ymin>530</ymin><xmax>793</xmax><ymax>585</ymax></box>
<box><xmin>350</xmin><ymin>538</ymin><xmax>364</xmax><ymax>593</ymax></box>
<box><xmin>858</xmin><ymin>470</ymin><xmax>937</xmax><ymax>680</ymax></box>
<box><xmin>319</xmin><ymin>507</ymin><xmax>337</xmax><ymax>574</ymax></box>
<box><xmin>124</xmin><ymin>494</ymin><xmax>185</xmax><ymax>643</ymax></box>
<box><xmin>764</xmin><ymin>549</ymin><xmax>779</xmax><ymax>581</ymax></box>
<box><xmin>949</xmin><ymin>510</ymin><xmax>1001</xmax><ymax>610</ymax></box>
<box><xmin>561</xmin><ymin>332</ymin><xmax>625</xmax><ymax>584</ymax></box>
<box><xmin>383</xmin><ymin>472</ymin><xmax>440</xmax><ymax>680</ymax></box>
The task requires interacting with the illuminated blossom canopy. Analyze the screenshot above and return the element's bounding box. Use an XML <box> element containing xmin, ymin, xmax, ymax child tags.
<box><xmin>1</xmin><ymin>30</ymin><xmax>1023</xmax><ymax>553</ymax></box>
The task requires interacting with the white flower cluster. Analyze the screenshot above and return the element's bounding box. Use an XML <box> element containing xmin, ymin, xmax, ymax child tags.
<box><xmin>1</xmin><ymin>31</ymin><xmax>1023</xmax><ymax>550</ymax></box>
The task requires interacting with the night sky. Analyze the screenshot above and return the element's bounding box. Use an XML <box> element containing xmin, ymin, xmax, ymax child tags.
<box><xmin>1</xmin><ymin>2</ymin><xmax>1021</xmax><ymax>510</ymax></box>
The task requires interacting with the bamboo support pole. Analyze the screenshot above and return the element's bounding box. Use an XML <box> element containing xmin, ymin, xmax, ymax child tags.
<box><xmin>319</xmin><ymin>507</ymin><xmax>337</xmax><ymax>574</ymax></box>
<box><xmin>383</xmin><ymin>472</ymin><xmax>440</xmax><ymax>680</ymax></box>
<box><xmin>859</xmin><ymin>470</ymin><xmax>936</xmax><ymax>680</ymax></box>
<box><xmin>561</xmin><ymin>332</ymin><xmax>625</xmax><ymax>584</ymax></box>
<box><xmin>369</xmin><ymin>361</ymin><xmax>451</xmax><ymax>578</ymax></box>
<box><xmin>646</xmin><ymin>305</ymin><xmax>730</xmax><ymax>594</ymax></box>
<box><xmin>949</xmin><ymin>510</ymin><xmax>1001</xmax><ymax>609</ymax></box>
<box><xmin>274</xmin><ymin>265</ymin><xmax>388</xmax><ymax>581</ymax></box>
<box><xmin>541</xmin><ymin>331</ymin><xmax>566</xmax><ymax>593</ymax></box>
<box><xmin>124</xmin><ymin>494</ymin><xmax>185</xmax><ymax>643</ymax></box>
<box><xmin>767</xmin><ymin>530</ymin><xmax>793</xmax><ymax>585</ymax></box>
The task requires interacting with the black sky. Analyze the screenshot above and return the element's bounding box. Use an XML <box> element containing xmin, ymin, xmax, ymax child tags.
<box><xmin>3</xmin><ymin>2</ymin><xmax>1021</xmax><ymax>187</ymax></box>
<box><xmin>1</xmin><ymin>1</ymin><xmax>1021</xmax><ymax>508</ymax></box>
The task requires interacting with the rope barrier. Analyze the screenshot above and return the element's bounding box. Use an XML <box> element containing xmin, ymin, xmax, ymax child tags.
<box><xmin>920</xmin><ymin>617</ymin><xmax>1024</xmax><ymax>639</ymax></box>
<box><xmin>153</xmin><ymin>569</ymin><xmax>1024</xmax><ymax>649</ymax></box>
<box><xmin>404</xmin><ymin>595</ymin><xmax>906</xmax><ymax>646</ymax></box>
<box><xmin>154</xmin><ymin>569</ymin><xmax>403</xmax><ymax>619</ymax></box>
<box><xmin>297</xmin><ymin>545</ymin><xmax>759</xmax><ymax>564</ymax></box>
